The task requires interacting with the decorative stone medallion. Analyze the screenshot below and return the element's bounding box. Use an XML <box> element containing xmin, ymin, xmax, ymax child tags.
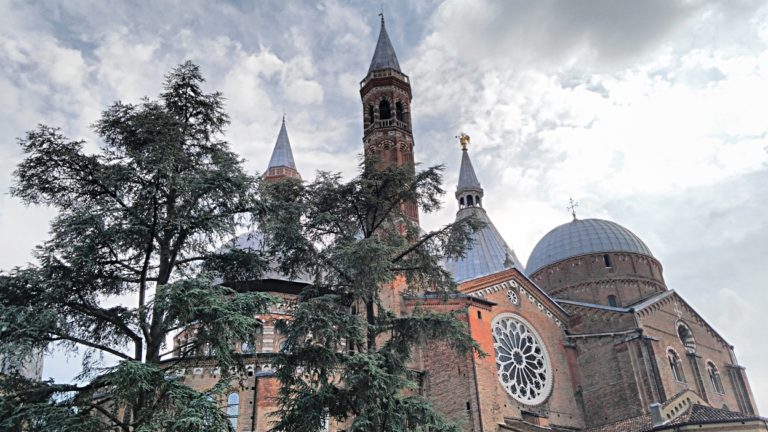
<box><xmin>492</xmin><ymin>314</ymin><xmax>553</xmax><ymax>405</ymax></box>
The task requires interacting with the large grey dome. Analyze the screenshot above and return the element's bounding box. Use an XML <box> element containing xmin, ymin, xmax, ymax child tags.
<box><xmin>526</xmin><ymin>218</ymin><xmax>653</xmax><ymax>276</ymax></box>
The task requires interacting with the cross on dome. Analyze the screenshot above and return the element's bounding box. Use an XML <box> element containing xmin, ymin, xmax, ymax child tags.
<box><xmin>567</xmin><ymin>197</ymin><xmax>579</xmax><ymax>220</ymax></box>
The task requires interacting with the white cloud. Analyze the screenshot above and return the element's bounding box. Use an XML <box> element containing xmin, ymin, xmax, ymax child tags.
<box><xmin>1</xmin><ymin>0</ymin><xmax>767</xmax><ymax>416</ymax></box>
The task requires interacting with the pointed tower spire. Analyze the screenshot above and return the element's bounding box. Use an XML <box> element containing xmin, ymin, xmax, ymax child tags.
<box><xmin>457</xmin><ymin>134</ymin><xmax>482</xmax><ymax>191</ymax></box>
<box><xmin>368</xmin><ymin>13</ymin><xmax>401</xmax><ymax>74</ymax></box>
<box><xmin>360</xmin><ymin>14</ymin><xmax>418</xmax><ymax>224</ymax></box>
<box><xmin>455</xmin><ymin>134</ymin><xmax>483</xmax><ymax>208</ymax></box>
<box><xmin>445</xmin><ymin>134</ymin><xmax>525</xmax><ymax>282</ymax></box>
<box><xmin>263</xmin><ymin>116</ymin><xmax>301</xmax><ymax>182</ymax></box>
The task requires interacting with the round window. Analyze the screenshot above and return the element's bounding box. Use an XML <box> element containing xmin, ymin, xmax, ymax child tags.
<box><xmin>507</xmin><ymin>289</ymin><xmax>519</xmax><ymax>305</ymax></box>
<box><xmin>492</xmin><ymin>314</ymin><xmax>553</xmax><ymax>405</ymax></box>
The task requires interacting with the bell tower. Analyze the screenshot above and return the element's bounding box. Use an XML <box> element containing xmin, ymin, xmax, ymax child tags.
<box><xmin>360</xmin><ymin>14</ymin><xmax>418</xmax><ymax>224</ymax></box>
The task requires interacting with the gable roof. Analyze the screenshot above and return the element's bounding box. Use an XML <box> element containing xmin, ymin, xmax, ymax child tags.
<box><xmin>459</xmin><ymin>267</ymin><xmax>570</xmax><ymax>324</ymax></box>
<box><xmin>631</xmin><ymin>290</ymin><xmax>733</xmax><ymax>349</ymax></box>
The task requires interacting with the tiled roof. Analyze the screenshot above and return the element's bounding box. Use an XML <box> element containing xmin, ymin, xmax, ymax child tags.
<box><xmin>668</xmin><ymin>404</ymin><xmax>762</xmax><ymax>426</ymax></box>
<box><xmin>585</xmin><ymin>404</ymin><xmax>765</xmax><ymax>432</ymax></box>
<box><xmin>586</xmin><ymin>415</ymin><xmax>652</xmax><ymax>432</ymax></box>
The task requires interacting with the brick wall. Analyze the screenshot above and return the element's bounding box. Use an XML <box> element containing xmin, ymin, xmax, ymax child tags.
<box><xmin>458</xmin><ymin>270</ymin><xmax>586</xmax><ymax>431</ymax></box>
<box><xmin>636</xmin><ymin>292</ymin><xmax>757</xmax><ymax>415</ymax></box>
<box><xmin>531</xmin><ymin>252</ymin><xmax>666</xmax><ymax>307</ymax></box>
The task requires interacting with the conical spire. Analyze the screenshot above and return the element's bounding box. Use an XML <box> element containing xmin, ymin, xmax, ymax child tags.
<box><xmin>455</xmin><ymin>134</ymin><xmax>483</xmax><ymax>206</ymax></box>
<box><xmin>264</xmin><ymin>116</ymin><xmax>300</xmax><ymax>181</ymax></box>
<box><xmin>444</xmin><ymin>134</ymin><xmax>525</xmax><ymax>282</ymax></box>
<box><xmin>458</xmin><ymin>146</ymin><xmax>482</xmax><ymax>190</ymax></box>
<box><xmin>368</xmin><ymin>14</ymin><xmax>401</xmax><ymax>74</ymax></box>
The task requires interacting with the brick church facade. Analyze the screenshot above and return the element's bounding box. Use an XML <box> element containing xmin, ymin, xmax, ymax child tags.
<box><xmin>167</xmin><ymin>17</ymin><xmax>764</xmax><ymax>432</ymax></box>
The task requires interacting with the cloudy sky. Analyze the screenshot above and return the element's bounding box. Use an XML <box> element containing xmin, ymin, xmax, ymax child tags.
<box><xmin>1</xmin><ymin>0</ymin><xmax>767</xmax><ymax>414</ymax></box>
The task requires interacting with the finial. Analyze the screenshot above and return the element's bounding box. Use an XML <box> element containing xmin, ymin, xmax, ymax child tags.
<box><xmin>457</xmin><ymin>133</ymin><xmax>470</xmax><ymax>151</ymax></box>
<box><xmin>567</xmin><ymin>197</ymin><xmax>579</xmax><ymax>220</ymax></box>
<box><xmin>379</xmin><ymin>8</ymin><xmax>384</xmax><ymax>26</ymax></box>
<box><xmin>282</xmin><ymin>112</ymin><xmax>286</xmax><ymax>124</ymax></box>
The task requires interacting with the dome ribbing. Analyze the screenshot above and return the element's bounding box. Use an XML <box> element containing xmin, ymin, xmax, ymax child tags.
<box><xmin>526</xmin><ymin>218</ymin><xmax>653</xmax><ymax>276</ymax></box>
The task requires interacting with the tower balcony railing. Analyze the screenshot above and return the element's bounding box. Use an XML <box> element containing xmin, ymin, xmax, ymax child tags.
<box><xmin>360</xmin><ymin>68</ymin><xmax>410</xmax><ymax>88</ymax></box>
<box><xmin>364</xmin><ymin>119</ymin><xmax>411</xmax><ymax>134</ymax></box>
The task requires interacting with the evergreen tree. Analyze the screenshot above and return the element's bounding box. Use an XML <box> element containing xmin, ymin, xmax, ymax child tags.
<box><xmin>261</xmin><ymin>159</ymin><xmax>484</xmax><ymax>432</ymax></box>
<box><xmin>0</xmin><ymin>62</ymin><xmax>272</xmax><ymax>431</ymax></box>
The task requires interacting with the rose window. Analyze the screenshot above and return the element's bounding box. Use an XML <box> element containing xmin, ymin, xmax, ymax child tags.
<box><xmin>507</xmin><ymin>289</ymin><xmax>519</xmax><ymax>305</ymax></box>
<box><xmin>492</xmin><ymin>314</ymin><xmax>552</xmax><ymax>405</ymax></box>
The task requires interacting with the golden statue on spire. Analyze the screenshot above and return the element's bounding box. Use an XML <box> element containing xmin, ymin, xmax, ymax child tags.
<box><xmin>458</xmin><ymin>133</ymin><xmax>470</xmax><ymax>151</ymax></box>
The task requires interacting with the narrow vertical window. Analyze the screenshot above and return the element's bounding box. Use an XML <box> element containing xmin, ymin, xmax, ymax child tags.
<box><xmin>467</xmin><ymin>195</ymin><xmax>474</xmax><ymax>206</ymax></box>
<box><xmin>395</xmin><ymin>101</ymin><xmax>405</xmax><ymax>122</ymax></box>
<box><xmin>379</xmin><ymin>100</ymin><xmax>391</xmax><ymax>119</ymax></box>
<box><xmin>603</xmin><ymin>254</ymin><xmax>612</xmax><ymax>268</ymax></box>
<box><xmin>203</xmin><ymin>395</ymin><xmax>214</xmax><ymax>428</ymax></box>
<box><xmin>368</xmin><ymin>104</ymin><xmax>374</xmax><ymax>125</ymax></box>
<box><xmin>668</xmin><ymin>349</ymin><xmax>685</xmax><ymax>383</ymax></box>
<box><xmin>708</xmin><ymin>362</ymin><xmax>725</xmax><ymax>394</ymax></box>
<box><xmin>226</xmin><ymin>392</ymin><xmax>239</xmax><ymax>429</ymax></box>
<box><xmin>607</xmin><ymin>295</ymin><xmax>618</xmax><ymax>307</ymax></box>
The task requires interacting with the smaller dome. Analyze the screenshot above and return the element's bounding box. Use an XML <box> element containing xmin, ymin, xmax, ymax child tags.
<box><xmin>443</xmin><ymin>208</ymin><xmax>524</xmax><ymax>283</ymax></box>
<box><xmin>526</xmin><ymin>218</ymin><xmax>653</xmax><ymax>276</ymax></box>
<box><xmin>225</xmin><ymin>230</ymin><xmax>310</xmax><ymax>284</ymax></box>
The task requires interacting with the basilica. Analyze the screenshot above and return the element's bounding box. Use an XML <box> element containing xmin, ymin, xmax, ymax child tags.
<box><xmin>170</xmin><ymin>17</ymin><xmax>764</xmax><ymax>432</ymax></box>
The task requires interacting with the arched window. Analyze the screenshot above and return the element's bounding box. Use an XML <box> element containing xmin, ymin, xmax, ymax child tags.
<box><xmin>707</xmin><ymin>362</ymin><xmax>725</xmax><ymax>394</ymax></box>
<box><xmin>603</xmin><ymin>254</ymin><xmax>612</xmax><ymax>268</ymax></box>
<box><xmin>226</xmin><ymin>392</ymin><xmax>239</xmax><ymax>429</ymax></box>
<box><xmin>475</xmin><ymin>195</ymin><xmax>481</xmax><ymax>207</ymax></box>
<box><xmin>466</xmin><ymin>195</ymin><xmax>474</xmax><ymax>206</ymax></box>
<box><xmin>677</xmin><ymin>322</ymin><xmax>696</xmax><ymax>354</ymax></box>
<box><xmin>379</xmin><ymin>100</ymin><xmax>391</xmax><ymax>120</ymax></box>
<box><xmin>459</xmin><ymin>197</ymin><xmax>465</xmax><ymax>208</ymax></box>
<box><xmin>252</xmin><ymin>322</ymin><xmax>264</xmax><ymax>352</ymax></box>
<box><xmin>368</xmin><ymin>104</ymin><xmax>374</xmax><ymax>125</ymax></box>
<box><xmin>395</xmin><ymin>101</ymin><xmax>405</xmax><ymax>122</ymax></box>
<box><xmin>607</xmin><ymin>295</ymin><xmax>618</xmax><ymax>307</ymax></box>
<box><xmin>668</xmin><ymin>349</ymin><xmax>685</xmax><ymax>383</ymax></box>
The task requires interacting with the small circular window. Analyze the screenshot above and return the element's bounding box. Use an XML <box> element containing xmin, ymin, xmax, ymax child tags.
<box><xmin>492</xmin><ymin>314</ymin><xmax>552</xmax><ymax>405</ymax></box>
<box><xmin>507</xmin><ymin>289</ymin><xmax>519</xmax><ymax>305</ymax></box>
